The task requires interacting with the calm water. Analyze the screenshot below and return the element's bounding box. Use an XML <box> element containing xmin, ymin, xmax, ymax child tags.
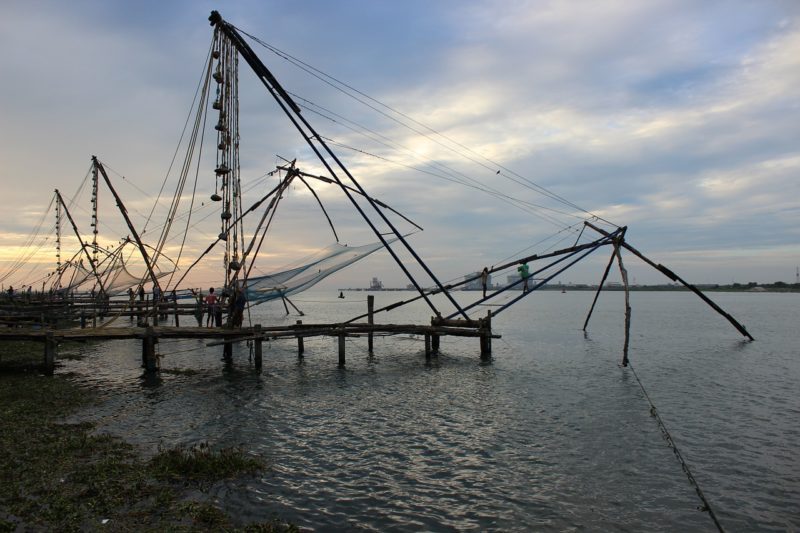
<box><xmin>62</xmin><ymin>290</ymin><xmax>799</xmax><ymax>531</ymax></box>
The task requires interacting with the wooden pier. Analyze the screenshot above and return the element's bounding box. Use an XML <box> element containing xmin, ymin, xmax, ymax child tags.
<box><xmin>0</xmin><ymin>315</ymin><xmax>498</xmax><ymax>375</ymax></box>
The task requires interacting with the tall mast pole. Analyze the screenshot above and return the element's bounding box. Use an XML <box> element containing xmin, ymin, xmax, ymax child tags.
<box><xmin>55</xmin><ymin>191</ymin><xmax>62</xmax><ymax>275</ymax></box>
<box><xmin>92</xmin><ymin>156</ymin><xmax>162</xmax><ymax>294</ymax></box>
<box><xmin>54</xmin><ymin>189</ymin><xmax>107</xmax><ymax>296</ymax></box>
<box><xmin>208</xmin><ymin>11</ymin><xmax>468</xmax><ymax>320</ymax></box>
<box><xmin>91</xmin><ymin>163</ymin><xmax>99</xmax><ymax>267</ymax></box>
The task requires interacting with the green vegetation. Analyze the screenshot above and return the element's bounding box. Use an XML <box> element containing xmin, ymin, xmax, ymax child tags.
<box><xmin>0</xmin><ymin>342</ymin><xmax>296</xmax><ymax>532</ymax></box>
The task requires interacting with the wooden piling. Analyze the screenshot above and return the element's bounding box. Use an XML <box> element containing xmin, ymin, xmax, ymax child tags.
<box><xmin>480</xmin><ymin>310</ymin><xmax>492</xmax><ymax>360</ymax></box>
<box><xmin>296</xmin><ymin>320</ymin><xmax>304</xmax><ymax>358</ymax></box>
<box><xmin>223</xmin><ymin>336</ymin><xmax>233</xmax><ymax>363</ymax></box>
<box><xmin>583</xmin><ymin>246</ymin><xmax>619</xmax><ymax>331</ymax></box>
<box><xmin>143</xmin><ymin>326</ymin><xmax>157</xmax><ymax>372</ymax></box>
<box><xmin>424</xmin><ymin>333</ymin><xmax>431</xmax><ymax>359</ymax></box>
<box><xmin>430</xmin><ymin>315</ymin><xmax>441</xmax><ymax>356</ymax></box>
<box><xmin>254</xmin><ymin>324</ymin><xmax>262</xmax><ymax>370</ymax></box>
<box><xmin>615</xmin><ymin>244</ymin><xmax>631</xmax><ymax>367</ymax></box>
<box><xmin>43</xmin><ymin>331</ymin><xmax>56</xmax><ymax>375</ymax></box>
<box><xmin>367</xmin><ymin>295</ymin><xmax>374</xmax><ymax>353</ymax></box>
<box><xmin>173</xmin><ymin>298</ymin><xmax>180</xmax><ymax>327</ymax></box>
<box><xmin>338</xmin><ymin>333</ymin><xmax>346</xmax><ymax>367</ymax></box>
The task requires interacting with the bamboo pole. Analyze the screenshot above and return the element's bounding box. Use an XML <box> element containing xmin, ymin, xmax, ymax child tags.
<box><xmin>583</xmin><ymin>243</ymin><xmax>622</xmax><ymax>331</ymax></box>
<box><xmin>367</xmin><ymin>295</ymin><xmax>374</xmax><ymax>353</ymax></box>
<box><xmin>614</xmin><ymin>243</ymin><xmax>631</xmax><ymax>367</ymax></box>
<box><xmin>584</xmin><ymin>222</ymin><xmax>753</xmax><ymax>340</ymax></box>
<box><xmin>254</xmin><ymin>324</ymin><xmax>263</xmax><ymax>370</ymax></box>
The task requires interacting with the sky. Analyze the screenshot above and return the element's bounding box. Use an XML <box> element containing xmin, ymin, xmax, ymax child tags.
<box><xmin>1</xmin><ymin>0</ymin><xmax>799</xmax><ymax>292</ymax></box>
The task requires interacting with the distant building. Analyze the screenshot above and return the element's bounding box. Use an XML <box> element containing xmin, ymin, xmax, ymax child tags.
<box><xmin>368</xmin><ymin>277</ymin><xmax>383</xmax><ymax>290</ymax></box>
<box><xmin>507</xmin><ymin>274</ymin><xmax>521</xmax><ymax>289</ymax></box>
<box><xmin>464</xmin><ymin>271</ymin><xmax>491</xmax><ymax>290</ymax></box>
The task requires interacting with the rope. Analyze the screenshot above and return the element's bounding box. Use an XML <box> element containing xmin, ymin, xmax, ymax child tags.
<box><xmin>238</xmin><ymin>28</ymin><xmax>616</xmax><ymax>228</ymax></box>
<box><xmin>628</xmin><ymin>361</ymin><xmax>726</xmax><ymax>532</ymax></box>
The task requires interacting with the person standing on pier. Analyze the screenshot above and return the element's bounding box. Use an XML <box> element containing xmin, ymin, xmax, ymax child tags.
<box><xmin>205</xmin><ymin>288</ymin><xmax>218</xmax><ymax>327</ymax></box>
<box><xmin>518</xmin><ymin>262</ymin><xmax>530</xmax><ymax>293</ymax></box>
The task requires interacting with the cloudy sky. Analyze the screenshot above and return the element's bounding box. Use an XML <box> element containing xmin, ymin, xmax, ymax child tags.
<box><xmin>1</xmin><ymin>0</ymin><xmax>798</xmax><ymax>291</ymax></box>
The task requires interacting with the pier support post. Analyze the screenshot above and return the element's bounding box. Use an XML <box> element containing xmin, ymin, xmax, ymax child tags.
<box><xmin>143</xmin><ymin>326</ymin><xmax>157</xmax><ymax>372</ymax></box>
<box><xmin>480</xmin><ymin>311</ymin><xmax>492</xmax><ymax>360</ymax></box>
<box><xmin>223</xmin><ymin>336</ymin><xmax>233</xmax><ymax>364</ymax></box>
<box><xmin>367</xmin><ymin>295</ymin><xmax>374</xmax><ymax>354</ymax></box>
<box><xmin>254</xmin><ymin>324</ymin><xmax>263</xmax><ymax>371</ymax></box>
<box><xmin>80</xmin><ymin>310</ymin><xmax>86</xmax><ymax>329</ymax></box>
<box><xmin>424</xmin><ymin>333</ymin><xmax>431</xmax><ymax>360</ymax></box>
<box><xmin>338</xmin><ymin>333</ymin><xmax>346</xmax><ymax>367</ymax></box>
<box><xmin>43</xmin><ymin>331</ymin><xmax>56</xmax><ymax>375</ymax></box>
<box><xmin>173</xmin><ymin>299</ymin><xmax>179</xmax><ymax>327</ymax></box>
<box><xmin>614</xmin><ymin>243</ymin><xmax>632</xmax><ymax>367</ymax></box>
<box><xmin>430</xmin><ymin>316</ymin><xmax>440</xmax><ymax>356</ymax></box>
<box><xmin>296</xmin><ymin>320</ymin><xmax>304</xmax><ymax>359</ymax></box>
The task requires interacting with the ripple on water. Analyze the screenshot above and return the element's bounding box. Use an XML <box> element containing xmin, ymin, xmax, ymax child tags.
<box><xmin>60</xmin><ymin>291</ymin><xmax>800</xmax><ymax>530</ymax></box>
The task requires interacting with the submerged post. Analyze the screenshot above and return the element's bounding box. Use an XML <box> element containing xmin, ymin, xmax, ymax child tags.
<box><xmin>223</xmin><ymin>336</ymin><xmax>233</xmax><ymax>364</ymax></box>
<box><xmin>338</xmin><ymin>332</ymin><xmax>346</xmax><ymax>366</ymax></box>
<box><xmin>143</xmin><ymin>326</ymin><xmax>157</xmax><ymax>372</ymax></box>
<box><xmin>424</xmin><ymin>333</ymin><xmax>431</xmax><ymax>360</ymax></box>
<box><xmin>296</xmin><ymin>320</ymin><xmax>304</xmax><ymax>358</ymax></box>
<box><xmin>430</xmin><ymin>315</ymin><xmax>441</xmax><ymax>355</ymax></box>
<box><xmin>367</xmin><ymin>295</ymin><xmax>374</xmax><ymax>353</ymax></box>
<box><xmin>480</xmin><ymin>310</ymin><xmax>492</xmax><ymax>360</ymax></box>
<box><xmin>254</xmin><ymin>324</ymin><xmax>263</xmax><ymax>370</ymax></box>
<box><xmin>615</xmin><ymin>244</ymin><xmax>631</xmax><ymax>367</ymax></box>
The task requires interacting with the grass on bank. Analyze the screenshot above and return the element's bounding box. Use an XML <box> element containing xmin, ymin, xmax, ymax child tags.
<box><xmin>0</xmin><ymin>342</ymin><xmax>296</xmax><ymax>532</ymax></box>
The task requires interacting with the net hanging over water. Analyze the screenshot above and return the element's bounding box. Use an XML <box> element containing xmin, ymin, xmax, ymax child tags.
<box><xmin>244</xmin><ymin>240</ymin><xmax>394</xmax><ymax>304</ymax></box>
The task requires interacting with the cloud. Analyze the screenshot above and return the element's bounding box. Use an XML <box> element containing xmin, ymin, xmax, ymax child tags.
<box><xmin>1</xmin><ymin>0</ymin><xmax>798</xmax><ymax>290</ymax></box>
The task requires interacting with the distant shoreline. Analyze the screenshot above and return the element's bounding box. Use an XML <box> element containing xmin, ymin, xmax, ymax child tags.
<box><xmin>340</xmin><ymin>283</ymin><xmax>799</xmax><ymax>293</ymax></box>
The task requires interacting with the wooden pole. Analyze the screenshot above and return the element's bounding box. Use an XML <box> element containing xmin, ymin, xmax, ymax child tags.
<box><xmin>615</xmin><ymin>244</ymin><xmax>631</xmax><ymax>367</ymax></box>
<box><xmin>338</xmin><ymin>332</ymin><xmax>346</xmax><ymax>367</ymax></box>
<box><xmin>254</xmin><ymin>324</ymin><xmax>262</xmax><ymax>370</ymax></box>
<box><xmin>367</xmin><ymin>295</ymin><xmax>374</xmax><ymax>353</ymax></box>
<box><xmin>583</xmin><ymin>244</ymin><xmax>621</xmax><ymax>331</ymax></box>
<box><xmin>173</xmin><ymin>298</ymin><xmax>179</xmax><ymax>327</ymax></box>
<box><xmin>223</xmin><ymin>336</ymin><xmax>233</xmax><ymax>363</ymax></box>
<box><xmin>424</xmin><ymin>333</ymin><xmax>431</xmax><ymax>360</ymax></box>
<box><xmin>480</xmin><ymin>310</ymin><xmax>492</xmax><ymax>360</ymax></box>
<box><xmin>284</xmin><ymin>295</ymin><xmax>305</xmax><ymax>316</ymax></box>
<box><xmin>296</xmin><ymin>320</ymin><xmax>304</xmax><ymax>358</ymax></box>
<box><xmin>143</xmin><ymin>326</ymin><xmax>157</xmax><ymax>372</ymax></box>
<box><xmin>584</xmin><ymin>221</ymin><xmax>753</xmax><ymax>340</ymax></box>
